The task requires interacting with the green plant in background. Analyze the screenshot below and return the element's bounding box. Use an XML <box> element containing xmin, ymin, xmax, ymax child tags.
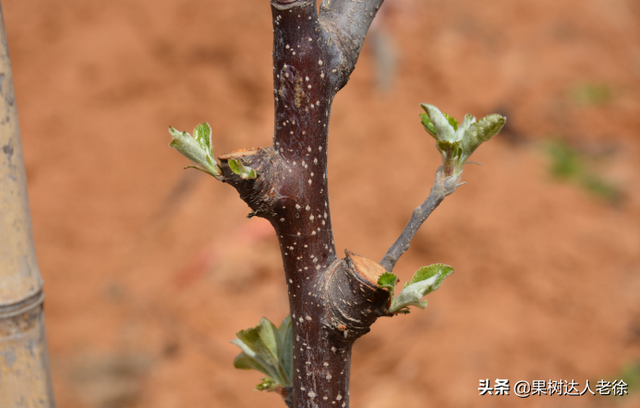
<box><xmin>588</xmin><ymin>360</ymin><xmax>640</xmax><ymax>402</ymax></box>
<box><xmin>167</xmin><ymin>1</ymin><xmax>505</xmax><ymax>407</ymax></box>
<box><xmin>570</xmin><ymin>82</ymin><xmax>615</xmax><ymax>106</ymax></box>
<box><xmin>545</xmin><ymin>139</ymin><xmax>621</xmax><ymax>203</ymax></box>
<box><xmin>618</xmin><ymin>361</ymin><xmax>640</xmax><ymax>393</ymax></box>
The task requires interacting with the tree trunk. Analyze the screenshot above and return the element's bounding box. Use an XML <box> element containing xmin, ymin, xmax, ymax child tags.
<box><xmin>220</xmin><ymin>1</ymin><xmax>389</xmax><ymax>407</ymax></box>
<box><xmin>0</xmin><ymin>2</ymin><xmax>56</xmax><ymax>406</ymax></box>
<box><xmin>171</xmin><ymin>2</ymin><xmax>505</xmax><ymax>406</ymax></box>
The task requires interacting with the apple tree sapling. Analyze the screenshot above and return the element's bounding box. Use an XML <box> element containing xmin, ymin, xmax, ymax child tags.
<box><xmin>167</xmin><ymin>1</ymin><xmax>506</xmax><ymax>407</ymax></box>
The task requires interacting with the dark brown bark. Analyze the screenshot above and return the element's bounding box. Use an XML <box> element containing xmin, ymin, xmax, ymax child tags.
<box><xmin>219</xmin><ymin>1</ymin><xmax>390</xmax><ymax>407</ymax></box>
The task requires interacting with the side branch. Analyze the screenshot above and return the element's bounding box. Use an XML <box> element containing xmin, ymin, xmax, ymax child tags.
<box><xmin>380</xmin><ymin>169</ymin><xmax>457</xmax><ymax>272</ymax></box>
<box><xmin>380</xmin><ymin>105</ymin><xmax>506</xmax><ymax>271</ymax></box>
<box><xmin>319</xmin><ymin>0</ymin><xmax>386</xmax><ymax>90</ymax></box>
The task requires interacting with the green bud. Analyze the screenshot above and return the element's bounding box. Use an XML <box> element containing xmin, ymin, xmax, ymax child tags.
<box><xmin>256</xmin><ymin>377</ymin><xmax>279</xmax><ymax>392</ymax></box>
<box><xmin>192</xmin><ymin>122</ymin><xmax>213</xmax><ymax>154</ymax></box>
<box><xmin>228</xmin><ymin>158</ymin><xmax>258</xmax><ymax>180</ymax></box>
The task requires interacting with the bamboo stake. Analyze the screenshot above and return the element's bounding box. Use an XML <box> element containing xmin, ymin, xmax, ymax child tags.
<box><xmin>0</xmin><ymin>2</ymin><xmax>56</xmax><ymax>406</ymax></box>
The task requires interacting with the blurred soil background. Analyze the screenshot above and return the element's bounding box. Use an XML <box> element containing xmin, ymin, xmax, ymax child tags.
<box><xmin>3</xmin><ymin>0</ymin><xmax>640</xmax><ymax>407</ymax></box>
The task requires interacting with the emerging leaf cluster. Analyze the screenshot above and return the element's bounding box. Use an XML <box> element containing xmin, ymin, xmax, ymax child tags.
<box><xmin>169</xmin><ymin>122</ymin><xmax>223</xmax><ymax>179</ymax></box>
<box><xmin>168</xmin><ymin>122</ymin><xmax>257</xmax><ymax>180</ymax></box>
<box><xmin>378</xmin><ymin>264</ymin><xmax>454</xmax><ymax>314</ymax></box>
<box><xmin>232</xmin><ymin>316</ymin><xmax>293</xmax><ymax>390</ymax></box>
<box><xmin>420</xmin><ymin>104</ymin><xmax>506</xmax><ymax>178</ymax></box>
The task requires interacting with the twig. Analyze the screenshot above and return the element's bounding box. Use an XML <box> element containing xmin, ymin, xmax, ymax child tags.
<box><xmin>380</xmin><ymin>171</ymin><xmax>456</xmax><ymax>272</ymax></box>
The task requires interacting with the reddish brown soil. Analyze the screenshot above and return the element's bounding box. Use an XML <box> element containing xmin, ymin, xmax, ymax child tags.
<box><xmin>4</xmin><ymin>0</ymin><xmax>640</xmax><ymax>407</ymax></box>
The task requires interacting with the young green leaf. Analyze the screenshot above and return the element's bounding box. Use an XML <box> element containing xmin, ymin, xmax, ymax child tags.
<box><xmin>378</xmin><ymin>272</ymin><xmax>398</xmax><ymax>300</ymax></box>
<box><xmin>436</xmin><ymin>140</ymin><xmax>461</xmax><ymax>157</ymax></box>
<box><xmin>233</xmin><ymin>349</ymin><xmax>271</xmax><ymax>376</ymax></box>
<box><xmin>443</xmin><ymin>112</ymin><xmax>459</xmax><ymax>131</ymax></box>
<box><xmin>168</xmin><ymin>127</ymin><xmax>209</xmax><ymax>165</ymax></box>
<box><xmin>457</xmin><ymin>113</ymin><xmax>476</xmax><ymax>136</ymax></box>
<box><xmin>276</xmin><ymin>315</ymin><xmax>292</xmax><ymax>386</ymax></box>
<box><xmin>192</xmin><ymin>122</ymin><xmax>213</xmax><ymax>154</ymax></box>
<box><xmin>168</xmin><ymin>124</ymin><xmax>223</xmax><ymax>179</ymax></box>
<box><xmin>232</xmin><ymin>337</ymin><xmax>276</xmax><ymax>379</ymax></box>
<box><xmin>388</xmin><ymin>264</ymin><xmax>453</xmax><ymax>314</ymax></box>
<box><xmin>420</xmin><ymin>113</ymin><xmax>437</xmax><ymax>139</ymax></box>
<box><xmin>236</xmin><ymin>318</ymin><xmax>280</xmax><ymax>375</ymax></box>
<box><xmin>463</xmin><ymin>114</ymin><xmax>506</xmax><ymax>155</ymax></box>
<box><xmin>404</xmin><ymin>263</ymin><xmax>453</xmax><ymax>290</ymax></box>
<box><xmin>420</xmin><ymin>104</ymin><xmax>456</xmax><ymax>142</ymax></box>
<box><xmin>232</xmin><ymin>316</ymin><xmax>292</xmax><ymax>388</ymax></box>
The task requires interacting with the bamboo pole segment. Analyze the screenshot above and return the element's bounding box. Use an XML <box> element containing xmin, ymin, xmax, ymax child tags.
<box><xmin>0</xmin><ymin>2</ymin><xmax>56</xmax><ymax>406</ymax></box>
